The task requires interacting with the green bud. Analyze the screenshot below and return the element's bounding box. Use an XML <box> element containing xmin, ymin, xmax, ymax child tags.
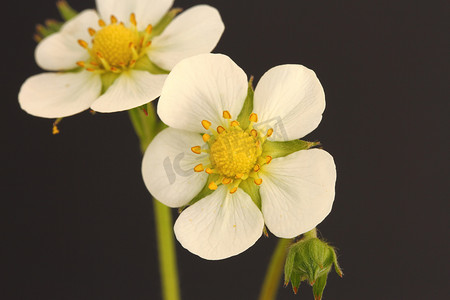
<box><xmin>284</xmin><ymin>230</ymin><xmax>342</xmax><ymax>299</ymax></box>
<box><xmin>34</xmin><ymin>1</ymin><xmax>78</xmax><ymax>42</ymax></box>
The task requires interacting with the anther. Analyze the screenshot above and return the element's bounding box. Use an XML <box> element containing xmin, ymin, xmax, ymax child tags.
<box><xmin>266</xmin><ymin>156</ymin><xmax>272</xmax><ymax>164</ymax></box>
<box><xmin>194</xmin><ymin>164</ymin><xmax>204</xmax><ymax>172</ymax></box>
<box><xmin>267</xmin><ymin>128</ymin><xmax>274</xmax><ymax>137</ymax></box>
<box><xmin>202</xmin><ymin>134</ymin><xmax>211</xmax><ymax>142</ymax></box>
<box><xmin>250</xmin><ymin>129</ymin><xmax>258</xmax><ymax>138</ymax></box>
<box><xmin>205</xmin><ymin>168</ymin><xmax>213</xmax><ymax>174</ymax></box>
<box><xmin>98</xmin><ymin>19</ymin><xmax>106</xmax><ymax>27</ymax></box>
<box><xmin>110</xmin><ymin>67</ymin><xmax>119</xmax><ymax>72</ymax></box>
<box><xmin>217</xmin><ymin>126</ymin><xmax>225</xmax><ymax>134</ymax></box>
<box><xmin>223</xmin><ymin>111</ymin><xmax>232</xmax><ymax>119</ymax></box>
<box><xmin>249</xmin><ymin>113</ymin><xmax>258</xmax><ymax>123</ymax></box>
<box><xmin>77</xmin><ymin>39</ymin><xmax>88</xmax><ymax>49</ymax></box>
<box><xmin>76</xmin><ymin>61</ymin><xmax>85</xmax><ymax>67</ymax></box>
<box><xmin>130</xmin><ymin>13</ymin><xmax>137</xmax><ymax>26</ymax></box>
<box><xmin>230</xmin><ymin>187</ymin><xmax>238</xmax><ymax>194</ymax></box>
<box><xmin>145</xmin><ymin>24</ymin><xmax>153</xmax><ymax>34</ymax></box>
<box><xmin>230</xmin><ymin>120</ymin><xmax>240</xmax><ymax>127</ymax></box>
<box><xmin>222</xmin><ymin>178</ymin><xmax>232</xmax><ymax>185</ymax></box>
<box><xmin>191</xmin><ymin>146</ymin><xmax>202</xmax><ymax>154</ymax></box>
<box><xmin>253</xmin><ymin>164</ymin><xmax>260</xmax><ymax>172</ymax></box>
<box><xmin>208</xmin><ymin>181</ymin><xmax>218</xmax><ymax>190</ymax></box>
<box><xmin>254</xmin><ymin>178</ymin><xmax>263</xmax><ymax>185</ymax></box>
<box><xmin>110</xmin><ymin>15</ymin><xmax>118</xmax><ymax>24</ymax></box>
<box><xmin>201</xmin><ymin>120</ymin><xmax>211</xmax><ymax>130</ymax></box>
<box><xmin>235</xmin><ymin>173</ymin><xmax>244</xmax><ymax>179</ymax></box>
<box><xmin>88</xmin><ymin>28</ymin><xmax>96</xmax><ymax>36</ymax></box>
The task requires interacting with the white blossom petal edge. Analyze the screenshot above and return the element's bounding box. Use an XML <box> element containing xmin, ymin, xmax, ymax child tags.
<box><xmin>174</xmin><ymin>185</ymin><xmax>264</xmax><ymax>260</ymax></box>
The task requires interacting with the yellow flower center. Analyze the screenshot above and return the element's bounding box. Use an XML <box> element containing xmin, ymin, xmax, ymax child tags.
<box><xmin>191</xmin><ymin>111</ymin><xmax>274</xmax><ymax>194</ymax></box>
<box><xmin>210</xmin><ymin>128</ymin><xmax>258</xmax><ymax>178</ymax></box>
<box><xmin>76</xmin><ymin>14</ymin><xmax>153</xmax><ymax>73</ymax></box>
<box><xmin>91</xmin><ymin>24</ymin><xmax>139</xmax><ymax>67</ymax></box>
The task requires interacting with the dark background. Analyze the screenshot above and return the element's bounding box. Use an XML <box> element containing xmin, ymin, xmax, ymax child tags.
<box><xmin>2</xmin><ymin>0</ymin><xmax>448</xmax><ymax>299</ymax></box>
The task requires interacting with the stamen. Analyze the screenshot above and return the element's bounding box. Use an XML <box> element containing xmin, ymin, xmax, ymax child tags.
<box><xmin>88</xmin><ymin>28</ymin><xmax>96</xmax><ymax>36</ymax></box>
<box><xmin>76</xmin><ymin>61</ymin><xmax>85</xmax><ymax>67</ymax></box>
<box><xmin>110</xmin><ymin>15</ymin><xmax>118</xmax><ymax>24</ymax></box>
<box><xmin>96</xmin><ymin>52</ymin><xmax>111</xmax><ymax>70</ymax></box>
<box><xmin>249</xmin><ymin>113</ymin><xmax>258</xmax><ymax>123</ymax></box>
<box><xmin>266</xmin><ymin>156</ymin><xmax>272</xmax><ymax>164</ymax></box>
<box><xmin>194</xmin><ymin>164</ymin><xmax>204</xmax><ymax>172</ymax></box>
<box><xmin>223</xmin><ymin>110</ymin><xmax>232</xmax><ymax>119</ymax></box>
<box><xmin>267</xmin><ymin>128</ymin><xmax>274</xmax><ymax>137</ymax></box>
<box><xmin>145</xmin><ymin>24</ymin><xmax>153</xmax><ymax>34</ymax></box>
<box><xmin>191</xmin><ymin>146</ymin><xmax>202</xmax><ymax>154</ymax></box>
<box><xmin>235</xmin><ymin>173</ymin><xmax>244</xmax><ymax>179</ymax></box>
<box><xmin>254</xmin><ymin>178</ymin><xmax>263</xmax><ymax>185</ymax></box>
<box><xmin>230</xmin><ymin>187</ymin><xmax>238</xmax><ymax>194</ymax></box>
<box><xmin>250</xmin><ymin>129</ymin><xmax>258</xmax><ymax>138</ymax></box>
<box><xmin>202</xmin><ymin>134</ymin><xmax>211</xmax><ymax>142</ymax></box>
<box><xmin>130</xmin><ymin>13</ymin><xmax>137</xmax><ymax>26</ymax></box>
<box><xmin>129</xmin><ymin>60</ymin><xmax>136</xmax><ymax>67</ymax></box>
<box><xmin>98</xmin><ymin>19</ymin><xmax>106</xmax><ymax>27</ymax></box>
<box><xmin>205</xmin><ymin>168</ymin><xmax>214</xmax><ymax>174</ymax></box>
<box><xmin>208</xmin><ymin>181</ymin><xmax>218</xmax><ymax>190</ymax></box>
<box><xmin>222</xmin><ymin>178</ymin><xmax>233</xmax><ymax>185</ymax></box>
<box><xmin>230</xmin><ymin>120</ymin><xmax>240</xmax><ymax>127</ymax></box>
<box><xmin>78</xmin><ymin>39</ymin><xmax>88</xmax><ymax>49</ymax></box>
<box><xmin>201</xmin><ymin>120</ymin><xmax>211</xmax><ymax>130</ymax></box>
<box><xmin>217</xmin><ymin>126</ymin><xmax>225</xmax><ymax>134</ymax></box>
<box><xmin>253</xmin><ymin>164</ymin><xmax>260</xmax><ymax>172</ymax></box>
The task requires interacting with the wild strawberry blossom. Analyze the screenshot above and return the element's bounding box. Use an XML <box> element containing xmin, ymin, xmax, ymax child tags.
<box><xmin>142</xmin><ymin>54</ymin><xmax>337</xmax><ymax>260</ymax></box>
<box><xmin>19</xmin><ymin>0</ymin><xmax>224</xmax><ymax>117</ymax></box>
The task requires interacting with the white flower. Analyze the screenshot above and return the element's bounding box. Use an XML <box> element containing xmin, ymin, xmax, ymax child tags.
<box><xmin>141</xmin><ymin>54</ymin><xmax>336</xmax><ymax>260</ymax></box>
<box><xmin>19</xmin><ymin>0</ymin><xmax>224</xmax><ymax>118</ymax></box>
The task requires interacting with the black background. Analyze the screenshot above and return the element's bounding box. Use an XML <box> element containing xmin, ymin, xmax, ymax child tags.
<box><xmin>3</xmin><ymin>0</ymin><xmax>448</xmax><ymax>299</ymax></box>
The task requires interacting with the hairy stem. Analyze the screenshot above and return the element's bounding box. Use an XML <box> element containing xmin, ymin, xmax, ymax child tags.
<box><xmin>258</xmin><ymin>238</ymin><xmax>292</xmax><ymax>300</ymax></box>
<box><xmin>129</xmin><ymin>106</ymin><xmax>180</xmax><ymax>300</ymax></box>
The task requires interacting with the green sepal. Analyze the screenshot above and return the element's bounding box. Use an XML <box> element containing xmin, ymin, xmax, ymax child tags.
<box><xmin>312</xmin><ymin>273</ymin><xmax>328</xmax><ymax>300</ymax></box>
<box><xmin>134</xmin><ymin>55</ymin><xmax>170</xmax><ymax>75</ymax></box>
<box><xmin>100</xmin><ymin>72</ymin><xmax>120</xmax><ymax>94</ymax></box>
<box><xmin>184</xmin><ymin>174</ymin><xmax>219</xmax><ymax>208</ymax></box>
<box><xmin>150</xmin><ymin>8</ymin><xmax>182</xmax><ymax>38</ymax></box>
<box><xmin>34</xmin><ymin>21</ymin><xmax>63</xmax><ymax>42</ymax></box>
<box><xmin>56</xmin><ymin>0</ymin><xmax>78</xmax><ymax>21</ymax></box>
<box><xmin>262</xmin><ymin>139</ymin><xmax>320</xmax><ymax>159</ymax></box>
<box><xmin>236</xmin><ymin>76</ymin><xmax>254</xmax><ymax>130</ymax></box>
<box><xmin>239</xmin><ymin>177</ymin><xmax>261</xmax><ymax>209</ymax></box>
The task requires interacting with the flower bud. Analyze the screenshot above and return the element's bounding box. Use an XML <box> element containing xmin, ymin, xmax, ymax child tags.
<box><xmin>284</xmin><ymin>233</ymin><xmax>342</xmax><ymax>300</ymax></box>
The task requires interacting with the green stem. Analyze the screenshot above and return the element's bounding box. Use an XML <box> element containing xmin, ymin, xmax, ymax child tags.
<box><xmin>129</xmin><ymin>105</ymin><xmax>181</xmax><ymax>300</ymax></box>
<box><xmin>258</xmin><ymin>238</ymin><xmax>292</xmax><ymax>300</ymax></box>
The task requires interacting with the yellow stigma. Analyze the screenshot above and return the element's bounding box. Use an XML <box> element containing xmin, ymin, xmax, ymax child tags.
<box><xmin>193</xmin><ymin>111</ymin><xmax>274</xmax><ymax>193</ymax></box>
<box><xmin>91</xmin><ymin>23</ymin><xmax>139</xmax><ymax>67</ymax></box>
<box><xmin>77</xmin><ymin>14</ymin><xmax>154</xmax><ymax>73</ymax></box>
<box><xmin>210</xmin><ymin>128</ymin><xmax>258</xmax><ymax>178</ymax></box>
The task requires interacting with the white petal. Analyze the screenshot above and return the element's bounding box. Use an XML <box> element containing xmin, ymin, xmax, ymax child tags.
<box><xmin>174</xmin><ymin>185</ymin><xmax>264</xmax><ymax>260</ymax></box>
<box><xmin>253</xmin><ymin>65</ymin><xmax>325</xmax><ymax>141</ymax></box>
<box><xmin>259</xmin><ymin>149</ymin><xmax>336</xmax><ymax>238</ymax></box>
<box><xmin>35</xmin><ymin>9</ymin><xmax>99</xmax><ymax>71</ymax></box>
<box><xmin>90</xmin><ymin>70</ymin><xmax>167</xmax><ymax>113</ymax></box>
<box><xmin>96</xmin><ymin>0</ymin><xmax>173</xmax><ymax>30</ymax></box>
<box><xmin>18</xmin><ymin>71</ymin><xmax>102</xmax><ymax>118</ymax></box>
<box><xmin>149</xmin><ymin>5</ymin><xmax>224</xmax><ymax>70</ymax></box>
<box><xmin>142</xmin><ymin>127</ymin><xmax>208</xmax><ymax>208</ymax></box>
<box><xmin>158</xmin><ymin>54</ymin><xmax>248</xmax><ymax>133</ymax></box>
